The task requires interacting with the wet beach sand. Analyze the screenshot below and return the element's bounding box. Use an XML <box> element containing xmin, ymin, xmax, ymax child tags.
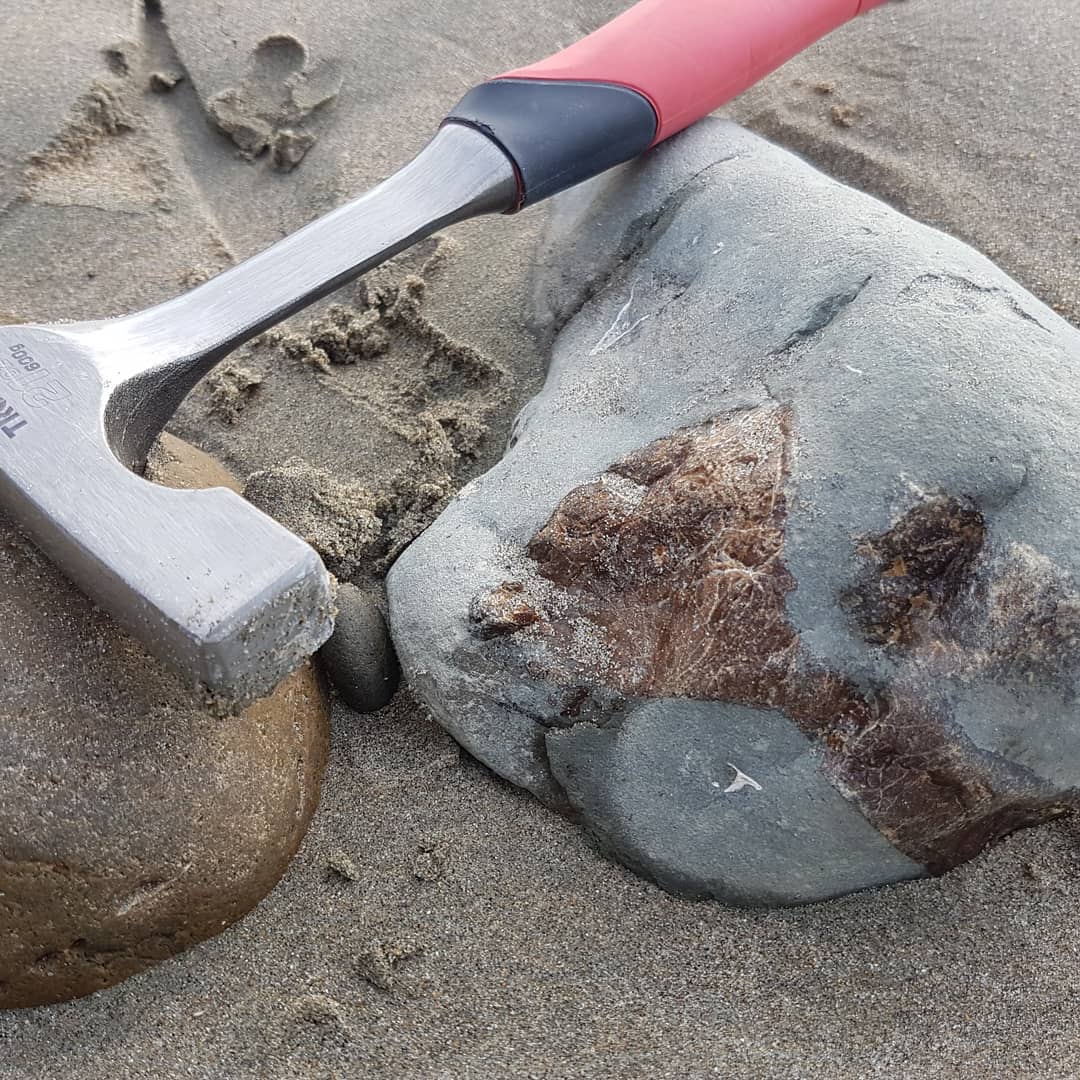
<box><xmin>1</xmin><ymin>1</ymin><xmax>1078</xmax><ymax>1076</ymax></box>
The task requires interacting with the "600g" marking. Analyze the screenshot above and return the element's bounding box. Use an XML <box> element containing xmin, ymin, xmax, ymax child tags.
<box><xmin>7</xmin><ymin>344</ymin><xmax>41</xmax><ymax>373</ymax></box>
<box><xmin>1</xmin><ymin>342</ymin><xmax>71</xmax><ymax>411</ymax></box>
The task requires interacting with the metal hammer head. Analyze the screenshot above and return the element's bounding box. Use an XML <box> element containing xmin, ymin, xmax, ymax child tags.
<box><xmin>0</xmin><ymin>320</ymin><xmax>334</xmax><ymax>709</ymax></box>
<box><xmin>0</xmin><ymin>125</ymin><xmax>517</xmax><ymax>708</ymax></box>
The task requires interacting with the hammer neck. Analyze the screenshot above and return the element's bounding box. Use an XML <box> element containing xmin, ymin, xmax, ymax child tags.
<box><xmin>78</xmin><ymin>124</ymin><xmax>517</xmax><ymax>465</ymax></box>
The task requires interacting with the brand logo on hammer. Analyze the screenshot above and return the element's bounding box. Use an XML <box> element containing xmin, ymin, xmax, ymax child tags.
<box><xmin>0</xmin><ymin>394</ymin><xmax>26</xmax><ymax>439</ymax></box>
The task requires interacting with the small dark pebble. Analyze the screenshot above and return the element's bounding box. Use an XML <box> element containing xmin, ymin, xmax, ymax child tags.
<box><xmin>320</xmin><ymin>583</ymin><xmax>400</xmax><ymax>712</ymax></box>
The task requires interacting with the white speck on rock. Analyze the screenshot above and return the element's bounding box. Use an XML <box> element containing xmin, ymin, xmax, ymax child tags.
<box><xmin>721</xmin><ymin>764</ymin><xmax>763</xmax><ymax>794</ymax></box>
<box><xmin>589</xmin><ymin>283</ymin><xmax>651</xmax><ymax>355</ymax></box>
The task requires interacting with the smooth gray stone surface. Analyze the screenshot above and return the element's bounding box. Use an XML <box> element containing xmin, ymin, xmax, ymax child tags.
<box><xmin>320</xmin><ymin>583</ymin><xmax>400</xmax><ymax>713</ymax></box>
<box><xmin>388</xmin><ymin>119</ymin><xmax>1080</xmax><ymax>905</ymax></box>
<box><xmin>546</xmin><ymin>700</ymin><xmax>922</xmax><ymax>906</ymax></box>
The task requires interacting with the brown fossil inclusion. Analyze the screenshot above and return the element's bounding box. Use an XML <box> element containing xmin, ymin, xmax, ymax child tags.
<box><xmin>469</xmin><ymin>581</ymin><xmax>542</xmax><ymax>640</ymax></box>
<box><xmin>472</xmin><ymin>405</ymin><xmax>1075</xmax><ymax>872</ymax></box>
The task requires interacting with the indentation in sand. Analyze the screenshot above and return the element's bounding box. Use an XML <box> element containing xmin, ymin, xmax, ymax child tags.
<box><xmin>206</xmin><ymin>34</ymin><xmax>341</xmax><ymax>169</ymax></box>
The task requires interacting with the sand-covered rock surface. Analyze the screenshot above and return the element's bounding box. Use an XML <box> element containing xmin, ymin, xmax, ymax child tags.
<box><xmin>1</xmin><ymin>0</ymin><xmax>1079</xmax><ymax>1076</ymax></box>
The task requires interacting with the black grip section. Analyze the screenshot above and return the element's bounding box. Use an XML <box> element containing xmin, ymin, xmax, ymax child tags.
<box><xmin>445</xmin><ymin>78</ymin><xmax>658</xmax><ymax>210</ymax></box>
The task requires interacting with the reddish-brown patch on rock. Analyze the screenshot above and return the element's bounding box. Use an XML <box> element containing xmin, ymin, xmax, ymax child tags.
<box><xmin>478</xmin><ymin>406</ymin><xmax>1072</xmax><ymax>872</ymax></box>
<box><xmin>842</xmin><ymin>496</ymin><xmax>985</xmax><ymax>646</ymax></box>
<box><xmin>468</xmin><ymin>581</ymin><xmax>542</xmax><ymax>640</ymax></box>
<box><xmin>846</xmin><ymin>507</ymin><xmax>1080</xmax><ymax>688</ymax></box>
<box><xmin>969</xmin><ymin>543</ymin><xmax>1080</xmax><ymax>682</ymax></box>
<box><xmin>527</xmin><ymin>407</ymin><xmax>799</xmax><ymax>700</ymax></box>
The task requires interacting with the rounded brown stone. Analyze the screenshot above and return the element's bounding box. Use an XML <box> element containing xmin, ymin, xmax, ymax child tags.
<box><xmin>0</xmin><ymin>436</ymin><xmax>330</xmax><ymax>1009</ymax></box>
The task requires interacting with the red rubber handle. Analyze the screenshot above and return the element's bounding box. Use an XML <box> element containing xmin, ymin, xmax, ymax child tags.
<box><xmin>501</xmin><ymin>0</ymin><xmax>888</xmax><ymax>146</ymax></box>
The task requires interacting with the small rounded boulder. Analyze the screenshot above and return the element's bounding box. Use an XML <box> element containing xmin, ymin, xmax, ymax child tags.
<box><xmin>0</xmin><ymin>435</ymin><xmax>330</xmax><ymax>1008</ymax></box>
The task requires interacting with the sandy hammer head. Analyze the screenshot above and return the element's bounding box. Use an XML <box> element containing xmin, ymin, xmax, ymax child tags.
<box><xmin>0</xmin><ymin>124</ymin><xmax>520</xmax><ymax>707</ymax></box>
<box><xmin>0</xmin><ymin>320</ymin><xmax>334</xmax><ymax>710</ymax></box>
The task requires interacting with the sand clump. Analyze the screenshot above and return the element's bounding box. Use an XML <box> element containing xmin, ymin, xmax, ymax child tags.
<box><xmin>186</xmin><ymin>246</ymin><xmax>511</xmax><ymax>581</ymax></box>
<box><xmin>287</xmin><ymin>994</ymin><xmax>351</xmax><ymax>1046</ymax></box>
<box><xmin>243</xmin><ymin>459</ymin><xmax>382</xmax><ymax>580</ymax></box>
<box><xmin>278</xmin><ymin>303</ymin><xmax>390</xmax><ymax>370</ymax></box>
<box><xmin>355</xmin><ymin>938</ymin><xmax>425</xmax><ymax>994</ymax></box>
<box><xmin>831</xmin><ymin>103</ymin><xmax>858</xmax><ymax>128</ymax></box>
<box><xmin>149</xmin><ymin>69</ymin><xmax>184</xmax><ymax>93</ymax></box>
<box><xmin>270</xmin><ymin>128</ymin><xmax>316</xmax><ymax>171</ymax></box>
<box><xmin>24</xmin><ymin>80</ymin><xmax>135</xmax><ymax>183</ymax></box>
<box><xmin>327</xmin><ymin>850</ymin><xmax>362</xmax><ymax>883</ymax></box>
<box><xmin>206</xmin><ymin>361</ymin><xmax>263</xmax><ymax>422</ymax></box>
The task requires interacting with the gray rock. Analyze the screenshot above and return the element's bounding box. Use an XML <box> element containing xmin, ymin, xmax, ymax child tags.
<box><xmin>321</xmin><ymin>583</ymin><xmax>400</xmax><ymax>713</ymax></box>
<box><xmin>387</xmin><ymin>119</ymin><xmax>1080</xmax><ymax>906</ymax></box>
